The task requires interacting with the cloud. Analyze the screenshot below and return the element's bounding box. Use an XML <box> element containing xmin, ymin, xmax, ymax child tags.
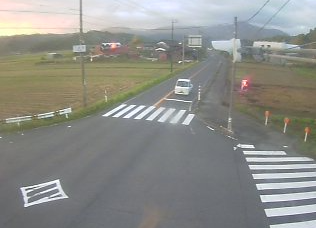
<box><xmin>0</xmin><ymin>0</ymin><xmax>315</xmax><ymax>36</ymax></box>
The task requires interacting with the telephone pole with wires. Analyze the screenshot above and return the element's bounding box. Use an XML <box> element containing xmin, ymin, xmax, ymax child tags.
<box><xmin>79</xmin><ymin>0</ymin><xmax>87</xmax><ymax>107</ymax></box>
<box><xmin>170</xmin><ymin>19</ymin><xmax>177</xmax><ymax>73</ymax></box>
<box><xmin>227</xmin><ymin>16</ymin><xmax>237</xmax><ymax>133</ymax></box>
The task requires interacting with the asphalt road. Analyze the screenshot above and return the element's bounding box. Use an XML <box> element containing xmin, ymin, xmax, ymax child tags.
<box><xmin>0</xmin><ymin>54</ymin><xmax>274</xmax><ymax>228</ymax></box>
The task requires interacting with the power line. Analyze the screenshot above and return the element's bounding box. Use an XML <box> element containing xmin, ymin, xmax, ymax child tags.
<box><xmin>257</xmin><ymin>0</ymin><xmax>291</xmax><ymax>33</ymax></box>
<box><xmin>0</xmin><ymin>9</ymin><xmax>78</xmax><ymax>15</ymax></box>
<box><xmin>246</xmin><ymin>0</ymin><xmax>270</xmax><ymax>22</ymax></box>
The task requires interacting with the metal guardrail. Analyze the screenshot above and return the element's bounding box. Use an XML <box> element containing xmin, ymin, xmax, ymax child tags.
<box><xmin>5</xmin><ymin>116</ymin><xmax>33</xmax><ymax>125</ymax></box>
<box><xmin>36</xmin><ymin>111</ymin><xmax>55</xmax><ymax>119</ymax></box>
<box><xmin>3</xmin><ymin>107</ymin><xmax>72</xmax><ymax>125</ymax></box>
<box><xmin>57</xmin><ymin>108</ymin><xmax>72</xmax><ymax>118</ymax></box>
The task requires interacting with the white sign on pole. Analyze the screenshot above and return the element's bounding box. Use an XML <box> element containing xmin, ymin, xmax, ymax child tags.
<box><xmin>73</xmin><ymin>45</ymin><xmax>86</xmax><ymax>53</ymax></box>
<box><xmin>188</xmin><ymin>35</ymin><xmax>202</xmax><ymax>48</ymax></box>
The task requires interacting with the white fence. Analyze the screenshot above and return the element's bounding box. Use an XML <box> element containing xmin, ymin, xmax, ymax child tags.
<box><xmin>3</xmin><ymin>107</ymin><xmax>72</xmax><ymax>125</ymax></box>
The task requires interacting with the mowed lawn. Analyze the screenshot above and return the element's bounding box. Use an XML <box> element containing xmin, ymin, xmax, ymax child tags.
<box><xmin>0</xmin><ymin>54</ymin><xmax>175</xmax><ymax>119</ymax></box>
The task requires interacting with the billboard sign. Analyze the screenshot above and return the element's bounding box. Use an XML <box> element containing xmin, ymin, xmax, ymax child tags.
<box><xmin>73</xmin><ymin>45</ymin><xmax>87</xmax><ymax>53</ymax></box>
<box><xmin>188</xmin><ymin>35</ymin><xmax>202</xmax><ymax>48</ymax></box>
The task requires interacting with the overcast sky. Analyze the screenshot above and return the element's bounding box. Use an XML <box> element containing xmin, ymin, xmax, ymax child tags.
<box><xmin>1</xmin><ymin>0</ymin><xmax>315</xmax><ymax>36</ymax></box>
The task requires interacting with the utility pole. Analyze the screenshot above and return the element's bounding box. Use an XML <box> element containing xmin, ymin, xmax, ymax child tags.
<box><xmin>80</xmin><ymin>0</ymin><xmax>87</xmax><ymax>107</ymax></box>
<box><xmin>227</xmin><ymin>16</ymin><xmax>237</xmax><ymax>132</ymax></box>
<box><xmin>170</xmin><ymin>19</ymin><xmax>176</xmax><ymax>73</ymax></box>
<box><xmin>182</xmin><ymin>35</ymin><xmax>185</xmax><ymax>66</ymax></box>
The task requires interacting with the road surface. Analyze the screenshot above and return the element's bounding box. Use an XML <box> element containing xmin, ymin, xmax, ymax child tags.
<box><xmin>1</xmin><ymin>53</ymin><xmax>315</xmax><ymax>228</ymax></box>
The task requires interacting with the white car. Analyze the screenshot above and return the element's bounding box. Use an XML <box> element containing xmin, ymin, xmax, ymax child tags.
<box><xmin>174</xmin><ymin>79</ymin><xmax>193</xmax><ymax>95</ymax></box>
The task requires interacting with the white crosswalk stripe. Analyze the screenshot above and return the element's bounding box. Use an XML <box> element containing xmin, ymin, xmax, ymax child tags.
<box><xmin>134</xmin><ymin>106</ymin><xmax>155</xmax><ymax>120</ymax></box>
<box><xmin>239</xmin><ymin>144</ymin><xmax>316</xmax><ymax>228</ymax></box>
<box><xmin>146</xmin><ymin>107</ymin><xmax>165</xmax><ymax>121</ymax></box>
<box><xmin>113</xmin><ymin>105</ymin><xmax>136</xmax><ymax>117</ymax></box>
<box><xmin>243</xmin><ymin>151</ymin><xmax>287</xmax><ymax>156</ymax></box>
<box><xmin>170</xmin><ymin>110</ymin><xmax>186</xmax><ymax>124</ymax></box>
<box><xmin>158</xmin><ymin>108</ymin><xmax>175</xmax><ymax>122</ymax></box>
<box><xmin>102</xmin><ymin>104</ymin><xmax>195</xmax><ymax>126</ymax></box>
<box><xmin>182</xmin><ymin>114</ymin><xmax>195</xmax><ymax>126</ymax></box>
<box><xmin>102</xmin><ymin>104</ymin><xmax>126</xmax><ymax>117</ymax></box>
<box><xmin>253</xmin><ymin>171</ymin><xmax>316</xmax><ymax>180</ymax></box>
<box><xmin>260</xmin><ymin>191</ymin><xmax>316</xmax><ymax>203</ymax></box>
<box><xmin>123</xmin><ymin>105</ymin><xmax>146</xmax><ymax>119</ymax></box>
<box><xmin>246</xmin><ymin>157</ymin><xmax>314</xmax><ymax>162</ymax></box>
<box><xmin>270</xmin><ymin>219</ymin><xmax>316</xmax><ymax>228</ymax></box>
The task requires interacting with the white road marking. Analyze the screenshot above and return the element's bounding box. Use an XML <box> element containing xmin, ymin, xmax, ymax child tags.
<box><xmin>207</xmin><ymin>126</ymin><xmax>215</xmax><ymax>131</ymax></box>
<box><xmin>242</xmin><ymin>146</ymin><xmax>316</xmax><ymax>228</ymax></box>
<box><xmin>182</xmin><ymin>114</ymin><xmax>195</xmax><ymax>125</ymax></box>
<box><xmin>256</xmin><ymin>180</ymin><xmax>316</xmax><ymax>190</ymax></box>
<box><xmin>123</xmin><ymin>105</ymin><xmax>146</xmax><ymax>119</ymax></box>
<box><xmin>20</xmin><ymin>179</ymin><xmax>68</xmax><ymax>208</ymax></box>
<box><xmin>237</xmin><ymin>144</ymin><xmax>255</xmax><ymax>149</ymax></box>
<box><xmin>158</xmin><ymin>108</ymin><xmax>176</xmax><ymax>123</ymax></box>
<box><xmin>253</xmin><ymin>171</ymin><xmax>316</xmax><ymax>180</ymax></box>
<box><xmin>260</xmin><ymin>191</ymin><xmax>316</xmax><ymax>203</ymax></box>
<box><xmin>170</xmin><ymin>110</ymin><xmax>186</xmax><ymax>124</ymax></box>
<box><xmin>103</xmin><ymin>104</ymin><xmax>195</xmax><ymax>126</ymax></box>
<box><xmin>102</xmin><ymin>104</ymin><xmax>127</xmax><ymax>117</ymax></box>
<box><xmin>134</xmin><ymin>106</ymin><xmax>155</xmax><ymax>120</ymax></box>
<box><xmin>246</xmin><ymin>157</ymin><xmax>314</xmax><ymax>163</ymax></box>
<box><xmin>270</xmin><ymin>219</ymin><xmax>316</xmax><ymax>228</ymax></box>
<box><xmin>146</xmin><ymin>107</ymin><xmax>165</xmax><ymax>121</ymax></box>
<box><xmin>165</xmin><ymin>98</ymin><xmax>192</xmax><ymax>103</ymax></box>
<box><xmin>249</xmin><ymin>164</ymin><xmax>316</xmax><ymax>170</ymax></box>
<box><xmin>265</xmin><ymin>204</ymin><xmax>316</xmax><ymax>217</ymax></box>
<box><xmin>243</xmin><ymin>151</ymin><xmax>287</xmax><ymax>156</ymax></box>
<box><xmin>113</xmin><ymin>105</ymin><xmax>136</xmax><ymax>118</ymax></box>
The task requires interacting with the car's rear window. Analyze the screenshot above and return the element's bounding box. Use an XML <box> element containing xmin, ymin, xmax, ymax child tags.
<box><xmin>176</xmin><ymin>81</ymin><xmax>190</xmax><ymax>87</ymax></box>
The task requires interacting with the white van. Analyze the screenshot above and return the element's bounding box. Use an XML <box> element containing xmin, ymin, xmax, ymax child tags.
<box><xmin>174</xmin><ymin>79</ymin><xmax>193</xmax><ymax>95</ymax></box>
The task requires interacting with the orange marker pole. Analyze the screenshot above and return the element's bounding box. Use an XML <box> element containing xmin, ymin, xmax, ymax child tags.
<box><xmin>304</xmin><ymin>127</ymin><xmax>311</xmax><ymax>142</ymax></box>
<box><xmin>265</xmin><ymin>111</ymin><xmax>270</xmax><ymax>126</ymax></box>
<box><xmin>283</xmin><ymin>117</ymin><xmax>290</xmax><ymax>133</ymax></box>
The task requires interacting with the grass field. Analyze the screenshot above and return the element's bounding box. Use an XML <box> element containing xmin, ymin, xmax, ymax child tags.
<box><xmin>0</xmin><ymin>53</ymin><xmax>181</xmax><ymax>120</ymax></box>
<box><xmin>235</xmin><ymin>61</ymin><xmax>316</xmax><ymax>157</ymax></box>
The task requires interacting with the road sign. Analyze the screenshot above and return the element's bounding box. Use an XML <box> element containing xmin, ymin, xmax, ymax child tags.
<box><xmin>188</xmin><ymin>35</ymin><xmax>202</xmax><ymax>48</ymax></box>
<box><xmin>73</xmin><ymin>45</ymin><xmax>86</xmax><ymax>53</ymax></box>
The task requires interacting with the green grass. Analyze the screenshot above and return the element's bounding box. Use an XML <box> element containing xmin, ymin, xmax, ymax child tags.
<box><xmin>235</xmin><ymin>61</ymin><xmax>316</xmax><ymax>158</ymax></box>
<box><xmin>0</xmin><ymin>53</ymin><xmax>195</xmax><ymax>132</ymax></box>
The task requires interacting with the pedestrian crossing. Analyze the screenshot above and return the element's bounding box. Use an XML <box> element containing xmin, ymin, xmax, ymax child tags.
<box><xmin>239</xmin><ymin>144</ymin><xmax>316</xmax><ymax>228</ymax></box>
<box><xmin>102</xmin><ymin>104</ymin><xmax>195</xmax><ymax>126</ymax></box>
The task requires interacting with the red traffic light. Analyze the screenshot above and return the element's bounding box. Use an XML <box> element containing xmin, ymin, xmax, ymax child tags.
<box><xmin>241</xmin><ymin>79</ymin><xmax>249</xmax><ymax>90</ymax></box>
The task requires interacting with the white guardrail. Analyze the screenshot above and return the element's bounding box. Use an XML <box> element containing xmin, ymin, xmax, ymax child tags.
<box><xmin>3</xmin><ymin>107</ymin><xmax>72</xmax><ymax>125</ymax></box>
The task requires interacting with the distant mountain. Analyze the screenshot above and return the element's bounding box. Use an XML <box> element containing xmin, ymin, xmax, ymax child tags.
<box><xmin>0</xmin><ymin>30</ymin><xmax>137</xmax><ymax>55</ymax></box>
<box><xmin>0</xmin><ymin>22</ymin><xmax>288</xmax><ymax>55</ymax></box>
<box><xmin>105</xmin><ymin>22</ymin><xmax>288</xmax><ymax>41</ymax></box>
